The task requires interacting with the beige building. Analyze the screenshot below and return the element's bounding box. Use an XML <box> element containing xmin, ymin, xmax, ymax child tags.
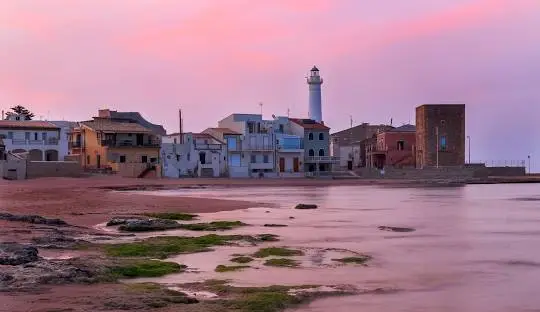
<box><xmin>71</xmin><ymin>119</ymin><xmax>160</xmax><ymax>177</ymax></box>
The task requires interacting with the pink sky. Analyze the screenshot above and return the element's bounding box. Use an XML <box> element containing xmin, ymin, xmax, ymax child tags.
<box><xmin>1</xmin><ymin>0</ymin><xmax>539</xmax><ymax>170</ymax></box>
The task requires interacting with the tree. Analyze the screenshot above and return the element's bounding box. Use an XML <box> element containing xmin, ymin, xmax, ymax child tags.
<box><xmin>9</xmin><ymin>105</ymin><xmax>34</xmax><ymax>120</ymax></box>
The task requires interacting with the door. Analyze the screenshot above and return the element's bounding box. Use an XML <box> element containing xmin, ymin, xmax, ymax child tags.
<box><xmin>136</xmin><ymin>134</ymin><xmax>144</xmax><ymax>146</ymax></box>
<box><xmin>96</xmin><ymin>154</ymin><xmax>101</xmax><ymax>168</ymax></box>
<box><xmin>279</xmin><ymin>157</ymin><xmax>285</xmax><ymax>172</ymax></box>
<box><xmin>293</xmin><ymin>157</ymin><xmax>299</xmax><ymax>172</ymax></box>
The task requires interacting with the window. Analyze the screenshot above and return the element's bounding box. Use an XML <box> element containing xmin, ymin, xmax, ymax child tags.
<box><xmin>250</xmin><ymin>154</ymin><xmax>256</xmax><ymax>163</ymax></box>
<box><xmin>308</xmin><ymin>149</ymin><xmax>315</xmax><ymax>157</ymax></box>
<box><xmin>440</xmin><ymin>136</ymin><xmax>447</xmax><ymax>151</ymax></box>
<box><xmin>150</xmin><ymin>157</ymin><xmax>157</xmax><ymax>163</ymax></box>
<box><xmin>176</xmin><ymin>155</ymin><xmax>180</xmax><ymax>162</ymax></box>
<box><xmin>119</xmin><ymin>155</ymin><xmax>126</xmax><ymax>163</ymax></box>
<box><xmin>34</xmin><ymin>133</ymin><xmax>38</xmax><ymax>140</ymax></box>
<box><xmin>142</xmin><ymin>155</ymin><xmax>148</xmax><ymax>163</ymax></box>
<box><xmin>86</xmin><ymin>155</ymin><xmax>90</xmax><ymax>164</ymax></box>
<box><xmin>25</xmin><ymin>132</ymin><xmax>30</xmax><ymax>140</ymax></box>
<box><xmin>7</xmin><ymin>132</ymin><xmax>13</xmax><ymax>139</ymax></box>
<box><xmin>42</xmin><ymin>132</ymin><xmax>47</xmax><ymax>141</ymax></box>
<box><xmin>227</xmin><ymin>137</ymin><xmax>237</xmax><ymax>150</ymax></box>
<box><xmin>397</xmin><ymin>140</ymin><xmax>405</xmax><ymax>151</ymax></box>
<box><xmin>263</xmin><ymin>155</ymin><xmax>269</xmax><ymax>163</ymax></box>
<box><xmin>308</xmin><ymin>133</ymin><xmax>314</xmax><ymax>140</ymax></box>
<box><xmin>128</xmin><ymin>133</ymin><xmax>132</xmax><ymax>137</ymax></box>
<box><xmin>319</xmin><ymin>133</ymin><xmax>324</xmax><ymax>140</ymax></box>
<box><xmin>279</xmin><ymin>124</ymin><xmax>284</xmax><ymax>133</ymax></box>
<box><xmin>319</xmin><ymin>149</ymin><xmax>325</xmax><ymax>156</ymax></box>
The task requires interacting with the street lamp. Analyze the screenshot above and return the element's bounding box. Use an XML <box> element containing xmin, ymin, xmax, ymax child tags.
<box><xmin>467</xmin><ymin>136</ymin><xmax>471</xmax><ymax>164</ymax></box>
<box><xmin>528</xmin><ymin>155</ymin><xmax>531</xmax><ymax>174</ymax></box>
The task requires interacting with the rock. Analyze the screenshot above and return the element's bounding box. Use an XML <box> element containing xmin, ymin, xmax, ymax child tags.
<box><xmin>294</xmin><ymin>204</ymin><xmax>318</xmax><ymax>210</ymax></box>
<box><xmin>378</xmin><ymin>226</ymin><xmax>416</xmax><ymax>233</ymax></box>
<box><xmin>0</xmin><ymin>212</ymin><xmax>67</xmax><ymax>226</ymax></box>
<box><xmin>0</xmin><ymin>272</ymin><xmax>13</xmax><ymax>282</ymax></box>
<box><xmin>289</xmin><ymin>216</ymin><xmax>295</xmax><ymax>219</ymax></box>
<box><xmin>264</xmin><ymin>224</ymin><xmax>288</xmax><ymax>227</ymax></box>
<box><xmin>0</xmin><ymin>243</ymin><xmax>40</xmax><ymax>265</ymax></box>
<box><xmin>31</xmin><ymin>235</ymin><xmax>81</xmax><ymax>249</ymax></box>
<box><xmin>118</xmin><ymin>219</ymin><xmax>181</xmax><ymax>232</ymax></box>
<box><xmin>106</xmin><ymin>216</ymin><xmax>144</xmax><ymax>226</ymax></box>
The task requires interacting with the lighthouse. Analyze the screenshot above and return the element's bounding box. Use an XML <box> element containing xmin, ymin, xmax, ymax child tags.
<box><xmin>307</xmin><ymin>66</ymin><xmax>323</xmax><ymax>123</ymax></box>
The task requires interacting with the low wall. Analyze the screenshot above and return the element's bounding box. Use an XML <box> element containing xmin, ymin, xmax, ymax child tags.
<box><xmin>117</xmin><ymin>163</ymin><xmax>147</xmax><ymax>178</ymax></box>
<box><xmin>26</xmin><ymin>161</ymin><xmax>82</xmax><ymax>179</ymax></box>
<box><xmin>1</xmin><ymin>159</ymin><xmax>27</xmax><ymax>180</ymax></box>
<box><xmin>229</xmin><ymin>166</ymin><xmax>249</xmax><ymax>178</ymax></box>
<box><xmin>354</xmin><ymin>166</ymin><xmax>477</xmax><ymax>181</ymax></box>
<box><xmin>484</xmin><ymin>166</ymin><xmax>526</xmax><ymax>177</ymax></box>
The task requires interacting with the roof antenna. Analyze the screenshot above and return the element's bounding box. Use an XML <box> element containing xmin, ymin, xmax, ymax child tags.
<box><xmin>259</xmin><ymin>102</ymin><xmax>263</xmax><ymax>116</ymax></box>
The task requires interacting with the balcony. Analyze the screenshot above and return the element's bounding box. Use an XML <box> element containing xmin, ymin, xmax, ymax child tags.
<box><xmin>69</xmin><ymin>141</ymin><xmax>82</xmax><ymax>148</ymax></box>
<box><xmin>305</xmin><ymin>156</ymin><xmax>340</xmax><ymax>163</ymax></box>
<box><xmin>102</xmin><ymin>140</ymin><xmax>160</xmax><ymax>148</ymax></box>
<box><xmin>242</xmin><ymin>143</ymin><xmax>274</xmax><ymax>151</ymax></box>
<box><xmin>250</xmin><ymin>162</ymin><xmax>274</xmax><ymax>170</ymax></box>
<box><xmin>5</xmin><ymin>138</ymin><xmax>59</xmax><ymax>146</ymax></box>
<box><xmin>195</xmin><ymin>143</ymin><xmax>222</xmax><ymax>150</ymax></box>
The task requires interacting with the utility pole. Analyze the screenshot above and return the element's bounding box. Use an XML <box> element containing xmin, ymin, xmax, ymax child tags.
<box><xmin>467</xmin><ymin>135</ymin><xmax>471</xmax><ymax>164</ymax></box>
<box><xmin>349</xmin><ymin>115</ymin><xmax>353</xmax><ymax>170</ymax></box>
<box><xmin>259</xmin><ymin>102</ymin><xmax>263</xmax><ymax>116</ymax></box>
<box><xmin>528</xmin><ymin>155</ymin><xmax>531</xmax><ymax>174</ymax></box>
<box><xmin>435</xmin><ymin>126</ymin><xmax>439</xmax><ymax>168</ymax></box>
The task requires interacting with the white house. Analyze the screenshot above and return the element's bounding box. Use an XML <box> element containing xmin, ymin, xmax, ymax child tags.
<box><xmin>0</xmin><ymin>114</ymin><xmax>67</xmax><ymax>161</ymax></box>
<box><xmin>216</xmin><ymin>114</ymin><xmax>305</xmax><ymax>178</ymax></box>
<box><xmin>161</xmin><ymin>132</ymin><xmax>226</xmax><ymax>178</ymax></box>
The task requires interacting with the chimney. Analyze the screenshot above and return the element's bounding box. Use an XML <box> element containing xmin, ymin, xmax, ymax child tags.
<box><xmin>98</xmin><ymin>109</ymin><xmax>111</xmax><ymax>118</ymax></box>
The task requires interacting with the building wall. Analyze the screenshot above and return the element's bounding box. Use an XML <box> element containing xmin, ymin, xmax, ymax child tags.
<box><xmin>0</xmin><ymin>128</ymin><xmax>63</xmax><ymax>161</ymax></box>
<box><xmin>26</xmin><ymin>161</ymin><xmax>82</xmax><ymax>178</ymax></box>
<box><xmin>378</xmin><ymin>131</ymin><xmax>416</xmax><ymax>167</ymax></box>
<box><xmin>416</xmin><ymin>104</ymin><xmax>465</xmax><ymax>167</ymax></box>
<box><xmin>303</xmin><ymin>130</ymin><xmax>330</xmax><ymax>157</ymax></box>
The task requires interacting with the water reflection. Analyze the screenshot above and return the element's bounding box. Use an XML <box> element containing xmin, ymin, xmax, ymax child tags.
<box><xmin>137</xmin><ymin>183</ymin><xmax>540</xmax><ymax>312</ymax></box>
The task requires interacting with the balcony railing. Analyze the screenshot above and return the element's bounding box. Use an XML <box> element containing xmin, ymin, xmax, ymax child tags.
<box><xmin>101</xmin><ymin>140</ymin><xmax>160</xmax><ymax>148</ymax></box>
<box><xmin>8</xmin><ymin>138</ymin><xmax>59</xmax><ymax>146</ymax></box>
<box><xmin>242</xmin><ymin>144</ymin><xmax>274</xmax><ymax>151</ymax></box>
<box><xmin>69</xmin><ymin>141</ymin><xmax>82</xmax><ymax>148</ymax></box>
<box><xmin>195</xmin><ymin>143</ymin><xmax>222</xmax><ymax>150</ymax></box>
<box><xmin>305</xmin><ymin>156</ymin><xmax>340</xmax><ymax>163</ymax></box>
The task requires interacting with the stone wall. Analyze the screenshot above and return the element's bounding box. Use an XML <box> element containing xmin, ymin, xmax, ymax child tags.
<box><xmin>416</xmin><ymin>104</ymin><xmax>465</xmax><ymax>168</ymax></box>
<box><xmin>26</xmin><ymin>161</ymin><xmax>82</xmax><ymax>179</ymax></box>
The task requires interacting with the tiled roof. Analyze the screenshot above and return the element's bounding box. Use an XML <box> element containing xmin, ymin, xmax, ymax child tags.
<box><xmin>204</xmin><ymin>127</ymin><xmax>241</xmax><ymax>135</ymax></box>
<box><xmin>0</xmin><ymin>120</ymin><xmax>60</xmax><ymax>130</ymax></box>
<box><xmin>81</xmin><ymin>120</ymin><xmax>152</xmax><ymax>133</ymax></box>
<box><xmin>289</xmin><ymin>118</ymin><xmax>330</xmax><ymax>130</ymax></box>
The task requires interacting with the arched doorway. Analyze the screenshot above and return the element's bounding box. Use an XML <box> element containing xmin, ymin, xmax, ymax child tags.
<box><xmin>29</xmin><ymin>149</ymin><xmax>43</xmax><ymax>161</ymax></box>
<box><xmin>45</xmin><ymin>150</ymin><xmax>59</xmax><ymax>161</ymax></box>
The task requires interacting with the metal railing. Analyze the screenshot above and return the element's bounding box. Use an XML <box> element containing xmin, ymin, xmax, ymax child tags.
<box><xmin>195</xmin><ymin>143</ymin><xmax>222</xmax><ymax>150</ymax></box>
<box><xmin>101</xmin><ymin>140</ymin><xmax>160</xmax><ymax>148</ymax></box>
<box><xmin>304</xmin><ymin>156</ymin><xmax>340</xmax><ymax>163</ymax></box>
<box><xmin>8</xmin><ymin>138</ymin><xmax>59</xmax><ymax>145</ymax></box>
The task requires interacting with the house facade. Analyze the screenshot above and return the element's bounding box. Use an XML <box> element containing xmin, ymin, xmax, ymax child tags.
<box><xmin>366</xmin><ymin>124</ymin><xmax>416</xmax><ymax>169</ymax></box>
<box><xmin>0</xmin><ymin>114</ymin><xmax>65</xmax><ymax>161</ymax></box>
<box><xmin>161</xmin><ymin>132</ymin><xmax>226</xmax><ymax>178</ymax></box>
<box><xmin>289</xmin><ymin>118</ymin><xmax>337</xmax><ymax>173</ymax></box>
<box><xmin>202</xmin><ymin>128</ymin><xmax>246</xmax><ymax>177</ymax></box>
<box><xmin>72</xmin><ymin>119</ymin><xmax>160</xmax><ymax>177</ymax></box>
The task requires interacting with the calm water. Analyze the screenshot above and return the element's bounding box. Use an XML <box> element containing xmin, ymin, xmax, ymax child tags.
<box><xmin>130</xmin><ymin>184</ymin><xmax>540</xmax><ymax>312</ymax></box>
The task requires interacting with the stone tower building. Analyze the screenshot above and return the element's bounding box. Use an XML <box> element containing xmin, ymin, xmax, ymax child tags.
<box><xmin>415</xmin><ymin>104</ymin><xmax>465</xmax><ymax>168</ymax></box>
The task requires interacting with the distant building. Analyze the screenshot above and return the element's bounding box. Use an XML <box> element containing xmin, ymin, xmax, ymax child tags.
<box><xmin>0</xmin><ymin>137</ymin><xmax>5</xmax><ymax>160</ymax></box>
<box><xmin>366</xmin><ymin>124</ymin><xmax>416</xmax><ymax>169</ymax></box>
<box><xmin>73</xmin><ymin>118</ymin><xmax>160</xmax><ymax>177</ymax></box>
<box><xmin>0</xmin><ymin>114</ymin><xmax>65</xmax><ymax>161</ymax></box>
<box><xmin>415</xmin><ymin>104</ymin><xmax>465</xmax><ymax>168</ymax></box>
<box><xmin>289</xmin><ymin>118</ymin><xmax>337</xmax><ymax>173</ymax></box>
<box><xmin>331</xmin><ymin>123</ymin><xmax>393</xmax><ymax>168</ymax></box>
<box><xmin>161</xmin><ymin>132</ymin><xmax>226</xmax><ymax>178</ymax></box>
<box><xmin>97</xmin><ymin>109</ymin><xmax>166</xmax><ymax>136</ymax></box>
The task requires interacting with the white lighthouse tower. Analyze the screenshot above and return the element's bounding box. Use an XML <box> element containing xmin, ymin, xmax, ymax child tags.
<box><xmin>307</xmin><ymin>66</ymin><xmax>323</xmax><ymax>123</ymax></box>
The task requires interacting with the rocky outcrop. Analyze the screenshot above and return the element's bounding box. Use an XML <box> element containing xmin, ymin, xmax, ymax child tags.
<box><xmin>294</xmin><ymin>204</ymin><xmax>318</xmax><ymax>210</ymax></box>
<box><xmin>0</xmin><ymin>213</ymin><xmax>67</xmax><ymax>226</ymax></box>
<box><xmin>378</xmin><ymin>226</ymin><xmax>416</xmax><ymax>233</ymax></box>
<box><xmin>31</xmin><ymin>235</ymin><xmax>81</xmax><ymax>249</ymax></box>
<box><xmin>117</xmin><ymin>219</ymin><xmax>181</xmax><ymax>232</ymax></box>
<box><xmin>0</xmin><ymin>243</ymin><xmax>40</xmax><ymax>265</ymax></box>
<box><xmin>106</xmin><ymin>217</ymin><xmax>144</xmax><ymax>227</ymax></box>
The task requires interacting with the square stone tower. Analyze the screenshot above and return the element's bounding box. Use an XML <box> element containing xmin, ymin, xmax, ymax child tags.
<box><xmin>415</xmin><ymin>104</ymin><xmax>465</xmax><ymax>168</ymax></box>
